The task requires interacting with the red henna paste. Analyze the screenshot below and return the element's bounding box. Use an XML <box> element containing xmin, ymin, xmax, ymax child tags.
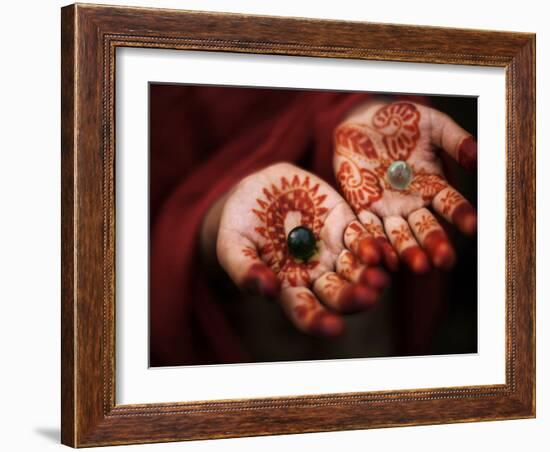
<box><xmin>338</xmin><ymin>284</ymin><xmax>378</xmax><ymax>313</ymax></box>
<box><xmin>253</xmin><ymin>175</ymin><xmax>328</xmax><ymax>286</ymax></box>
<box><xmin>452</xmin><ymin>202</ymin><xmax>477</xmax><ymax>236</ymax></box>
<box><xmin>309</xmin><ymin>311</ymin><xmax>345</xmax><ymax>337</ymax></box>
<box><xmin>401</xmin><ymin>246</ymin><xmax>431</xmax><ymax>274</ymax></box>
<box><xmin>376</xmin><ymin>237</ymin><xmax>400</xmax><ymax>271</ymax></box>
<box><xmin>423</xmin><ymin>230</ymin><xmax>456</xmax><ymax>270</ymax></box>
<box><xmin>458</xmin><ymin>136</ymin><xmax>478</xmax><ymax>171</ymax></box>
<box><xmin>242</xmin><ymin>263</ymin><xmax>281</xmax><ymax>299</ymax></box>
<box><xmin>360</xmin><ymin>267</ymin><xmax>390</xmax><ymax>290</ymax></box>
<box><xmin>356</xmin><ymin>236</ymin><xmax>382</xmax><ymax>265</ymax></box>
<box><xmin>372</xmin><ymin>102</ymin><xmax>421</xmax><ymax>160</ymax></box>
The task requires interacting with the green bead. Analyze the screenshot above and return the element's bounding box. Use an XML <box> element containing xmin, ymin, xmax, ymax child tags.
<box><xmin>287</xmin><ymin>226</ymin><xmax>317</xmax><ymax>261</ymax></box>
<box><xmin>387</xmin><ymin>160</ymin><xmax>413</xmax><ymax>190</ymax></box>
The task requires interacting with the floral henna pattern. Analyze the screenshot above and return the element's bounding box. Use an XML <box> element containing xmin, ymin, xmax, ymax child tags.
<box><xmin>334</xmin><ymin>102</ymin><xmax>447</xmax><ymax>215</ymax></box>
<box><xmin>391</xmin><ymin>224</ymin><xmax>413</xmax><ymax>248</ymax></box>
<box><xmin>322</xmin><ymin>273</ymin><xmax>346</xmax><ymax>299</ymax></box>
<box><xmin>241</xmin><ymin>246</ymin><xmax>257</xmax><ymax>259</ymax></box>
<box><xmin>439</xmin><ymin>189</ymin><xmax>465</xmax><ymax>215</ymax></box>
<box><xmin>338</xmin><ymin>251</ymin><xmax>356</xmax><ymax>280</ymax></box>
<box><xmin>408</xmin><ymin>172</ymin><xmax>447</xmax><ymax>201</ymax></box>
<box><xmin>253</xmin><ymin>175</ymin><xmax>328</xmax><ymax>287</ymax></box>
<box><xmin>293</xmin><ymin>291</ymin><xmax>344</xmax><ymax>336</ymax></box>
<box><xmin>414</xmin><ymin>214</ymin><xmax>438</xmax><ymax>235</ymax></box>
<box><xmin>372</xmin><ymin>102</ymin><xmax>420</xmax><ymax>160</ymax></box>
<box><xmin>337</xmin><ymin>250</ymin><xmax>366</xmax><ymax>283</ymax></box>
<box><xmin>336</xmin><ymin>161</ymin><xmax>383</xmax><ymax>212</ymax></box>
<box><xmin>370</xmin><ymin>159</ymin><xmax>446</xmax><ymax>200</ymax></box>
<box><xmin>294</xmin><ymin>291</ymin><xmax>318</xmax><ymax>320</ymax></box>
<box><xmin>334</xmin><ymin>124</ymin><xmax>378</xmax><ymax>160</ymax></box>
<box><xmin>363</xmin><ymin>219</ymin><xmax>385</xmax><ymax>237</ymax></box>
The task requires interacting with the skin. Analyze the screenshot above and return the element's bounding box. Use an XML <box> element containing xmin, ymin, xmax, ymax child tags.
<box><xmin>333</xmin><ymin>100</ymin><xmax>477</xmax><ymax>273</ymax></box>
<box><xmin>201</xmin><ymin>163</ymin><xmax>389</xmax><ymax>338</ymax></box>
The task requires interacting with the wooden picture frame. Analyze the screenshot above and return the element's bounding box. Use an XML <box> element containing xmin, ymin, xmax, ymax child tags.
<box><xmin>61</xmin><ymin>3</ymin><xmax>535</xmax><ymax>447</ymax></box>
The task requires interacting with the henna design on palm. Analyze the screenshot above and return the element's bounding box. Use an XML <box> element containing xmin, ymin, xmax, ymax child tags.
<box><xmin>334</xmin><ymin>101</ymin><xmax>477</xmax><ymax>273</ymax></box>
<box><xmin>251</xmin><ymin>174</ymin><xmax>327</xmax><ymax>287</ymax></box>
<box><xmin>216</xmin><ymin>163</ymin><xmax>389</xmax><ymax>337</ymax></box>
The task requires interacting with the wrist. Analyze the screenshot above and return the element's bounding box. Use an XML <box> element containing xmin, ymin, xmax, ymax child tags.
<box><xmin>340</xmin><ymin>97</ymin><xmax>391</xmax><ymax>125</ymax></box>
<box><xmin>199</xmin><ymin>190</ymin><xmax>231</xmax><ymax>268</ymax></box>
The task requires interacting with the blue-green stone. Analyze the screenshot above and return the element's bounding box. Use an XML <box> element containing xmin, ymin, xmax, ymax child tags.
<box><xmin>387</xmin><ymin>160</ymin><xmax>413</xmax><ymax>190</ymax></box>
<box><xmin>287</xmin><ymin>226</ymin><xmax>316</xmax><ymax>261</ymax></box>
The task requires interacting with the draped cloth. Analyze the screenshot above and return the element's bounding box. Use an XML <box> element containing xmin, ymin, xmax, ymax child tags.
<box><xmin>149</xmin><ymin>86</ymin><xmax>427</xmax><ymax>367</ymax></box>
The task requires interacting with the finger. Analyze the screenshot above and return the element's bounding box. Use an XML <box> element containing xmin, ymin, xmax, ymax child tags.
<box><xmin>357</xmin><ymin>210</ymin><xmax>399</xmax><ymax>271</ymax></box>
<box><xmin>408</xmin><ymin>208</ymin><xmax>456</xmax><ymax>270</ymax></box>
<box><xmin>429</xmin><ymin>107</ymin><xmax>477</xmax><ymax>170</ymax></box>
<box><xmin>343</xmin><ymin>220</ymin><xmax>382</xmax><ymax>266</ymax></box>
<box><xmin>336</xmin><ymin>249</ymin><xmax>389</xmax><ymax>290</ymax></box>
<box><xmin>279</xmin><ymin>287</ymin><xmax>345</xmax><ymax>337</ymax></box>
<box><xmin>217</xmin><ymin>228</ymin><xmax>280</xmax><ymax>299</ymax></box>
<box><xmin>313</xmin><ymin>272</ymin><xmax>378</xmax><ymax>314</ymax></box>
<box><xmin>432</xmin><ymin>186</ymin><xmax>477</xmax><ymax>236</ymax></box>
<box><xmin>319</xmin><ymin>199</ymin><xmax>356</xmax><ymax>255</ymax></box>
<box><xmin>384</xmin><ymin>216</ymin><xmax>431</xmax><ymax>274</ymax></box>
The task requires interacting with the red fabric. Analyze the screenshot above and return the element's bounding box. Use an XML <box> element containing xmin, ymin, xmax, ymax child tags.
<box><xmin>149</xmin><ymin>86</ymin><xmax>427</xmax><ymax>366</ymax></box>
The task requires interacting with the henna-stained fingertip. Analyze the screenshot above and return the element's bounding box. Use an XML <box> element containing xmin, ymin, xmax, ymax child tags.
<box><xmin>357</xmin><ymin>236</ymin><xmax>382</xmax><ymax>265</ymax></box>
<box><xmin>423</xmin><ymin>230</ymin><xmax>456</xmax><ymax>270</ymax></box>
<box><xmin>452</xmin><ymin>203</ymin><xmax>477</xmax><ymax>236</ymax></box>
<box><xmin>401</xmin><ymin>246</ymin><xmax>431</xmax><ymax>274</ymax></box>
<box><xmin>360</xmin><ymin>267</ymin><xmax>390</xmax><ymax>290</ymax></box>
<box><xmin>242</xmin><ymin>263</ymin><xmax>281</xmax><ymax>300</ymax></box>
<box><xmin>310</xmin><ymin>311</ymin><xmax>346</xmax><ymax>337</ymax></box>
<box><xmin>338</xmin><ymin>284</ymin><xmax>378</xmax><ymax>313</ymax></box>
<box><xmin>458</xmin><ymin>136</ymin><xmax>478</xmax><ymax>171</ymax></box>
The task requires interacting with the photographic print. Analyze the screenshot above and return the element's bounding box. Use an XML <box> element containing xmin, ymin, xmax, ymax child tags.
<box><xmin>149</xmin><ymin>85</ymin><xmax>478</xmax><ymax>367</ymax></box>
<box><xmin>62</xmin><ymin>5</ymin><xmax>535</xmax><ymax>445</ymax></box>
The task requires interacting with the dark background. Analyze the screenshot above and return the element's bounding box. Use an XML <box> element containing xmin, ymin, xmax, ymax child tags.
<box><xmin>428</xmin><ymin>95</ymin><xmax>477</xmax><ymax>356</ymax></box>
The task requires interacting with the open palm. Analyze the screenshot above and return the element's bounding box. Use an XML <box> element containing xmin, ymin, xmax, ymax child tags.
<box><xmin>333</xmin><ymin>101</ymin><xmax>477</xmax><ymax>273</ymax></box>
<box><xmin>217</xmin><ymin>163</ymin><xmax>388</xmax><ymax>337</ymax></box>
